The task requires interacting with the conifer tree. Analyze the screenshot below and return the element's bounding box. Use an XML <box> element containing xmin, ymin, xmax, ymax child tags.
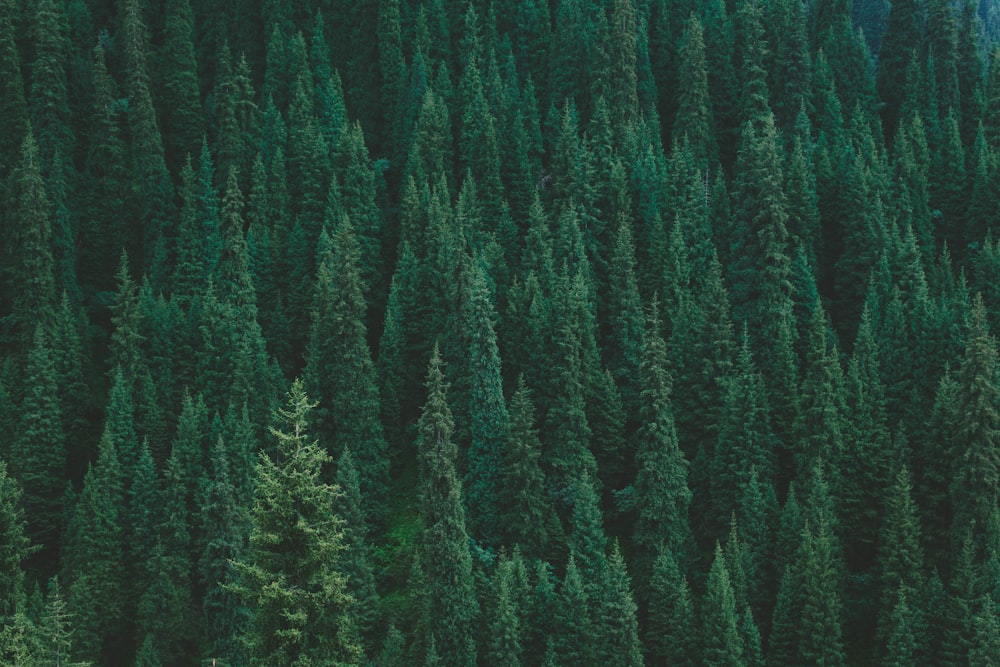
<box><xmin>122</xmin><ymin>0</ymin><xmax>175</xmax><ymax>277</ymax></box>
<box><xmin>500</xmin><ymin>376</ymin><xmax>555</xmax><ymax>557</ymax></box>
<box><xmin>232</xmin><ymin>379</ymin><xmax>361</xmax><ymax>666</ymax></box>
<box><xmin>0</xmin><ymin>0</ymin><xmax>28</xmax><ymax>180</ymax></box>
<box><xmin>950</xmin><ymin>297</ymin><xmax>1000</xmax><ymax>540</ymax></box>
<box><xmin>7</xmin><ymin>132</ymin><xmax>57</xmax><ymax>345</ymax></box>
<box><xmin>417</xmin><ymin>349</ymin><xmax>478</xmax><ymax>667</ymax></box>
<box><xmin>464</xmin><ymin>261</ymin><xmax>508</xmax><ymax>547</ymax></box>
<box><xmin>158</xmin><ymin>0</ymin><xmax>201</xmax><ymax>172</ymax></box>
<box><xmin>595</xmin><ymin>541</ymin><xmax>644</xmax><ymax>666</ymax></box>
<box><xmin>646</xmin><ymin>546</ymin><xmax>697</xmax><ymax>665</ymax></box>
<box><xmin>673</xmin><ymin>15</ymin><xmax>712</xmax><ymax>166</ymax></box>
<box><xmin>66</xmin><ymin>431</ymin><xmax>125</xmax><ymax>664</ymax></box>
<box><xmin>0</xmin><ymin>460</ymin><xmax>29</xmax><ymax>643</ymax></box>
<box><xmin>304</xmin><ymin>222</ymin><xmax>389</xmax><ymax>524</ymax></box>
<box><xmin>553</xmin><ymin>555</ymin><xmax>594</xmax><ymax>665</ymax></box>
<box><xmin>634</xmin><ymin>303</ymin><xmax>692</xmax><ymax>570</ymax></box>
<box><xmin>12</xmin><ymin>327</ymin><xmax>65</xmax><ymax>574</ymax></box>
<box><xmin>702</xmin><ymin>544</ymin><xmax>745</xmax><ymax>667</ymax></box>
<box><xmin>334</xmin><ymin>447</ymin><xmax>379</xmax><ymax>654</ymax></box>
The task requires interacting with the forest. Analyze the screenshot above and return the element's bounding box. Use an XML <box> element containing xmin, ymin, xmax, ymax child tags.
<box><xmin>2</xmin><ymin>0</ymin><xmax>1000</xmax><ymax>663</ymax></box>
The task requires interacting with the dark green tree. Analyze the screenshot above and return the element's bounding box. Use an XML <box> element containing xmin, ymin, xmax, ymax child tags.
<box><xmin>464</xmin><ymin>260</ymin><xmax>508</xmax><ymax>547</ymax></box>
<box><xmin>303</xmin><ymin>221</ymin><xmax>389</xmax><ymax>525</ymax></box>
<box><xmin>416</xmin><ymin>349</ymin><xmax>479</xmax><ymax>667</ymax></box>
<box><xmin>633</xmin><ymin>304</ymin><xmax>692</xmax><ymax>571</ymax></box>
<box><xmin>12</xmin><ymin>327</ymin><xmax>65</xmax><ymax>574</ymax></box>
<box><xmin>702</xmin><ymin>544</ymin><xmax>745</xmax><ymax>667</ymax></box>
<box><xmin>500</xmin><ymin>376</ymin><xmax>556</xmax><ymax>558</ymax></box>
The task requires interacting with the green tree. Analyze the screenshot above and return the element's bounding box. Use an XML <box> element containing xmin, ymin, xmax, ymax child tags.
<box><xmin>417</xmin><ymin>349</ymin><xmax>478</xmax><ymax>667</ymax></box>
<box><xmin>334</xmin><ymin>447</ymin><xmax>379</xmax><ymax>654</ymax></box>
<box><xmin>232</xmin><ymin>379</ymin><xmax>361</xmax><ymax>666</ymax></box>
<box><xmin>157</xmin><ymin>0</ymin><xmax>202</xmax><ymax>172</ymax></box>
<box><xmin>595</xmin><ymin>541</ymin><xmax>644</xmax><ymax>666</ymax></box>
<box><xmin>672</xmin><ymin>15</ymin><xmax>713</xmax><ymax>166</ymax></box>
<box><xmin>66</xmin><ymin>431</ymin><xmax>125</xmax><ymax>664</ymax></box>
<box><xmin>633</xmin><ymin>303</ymin><xmax>692</xmax><ymax>572</ymax></box>
<box><xmin>6</xmin><ymin>132</ymin><xmax>57</xmax><ymax>345</ymax></box>
<box><xmin>950</xmin><ymin>297</ymin><xmax>1000</xmax><ymax>540</ymax></box>
<box><xmin>464</xmin><ymin>261</ymin><xmax>508</xmax><ymax>547</ymax></box>
<box><xmin>877</xmin><ymin>0</ymin><xmax>922</xmax><ymax>134</ymax></box>
<box><xmin>702</xmin><ymin>544</ymin><xmax>745</xmax><ymax>667</ymax></box>
<box><xmin>12</xmin><ymin>327</ymin><xmax>65</xmax><ymax>574</ymax></box>
<box><xmin>303</xmin><ymin>221</ymin><xmax>389</xmax><ymax>525</ymax></box>
<box><xmin>877</xmin><ymin>465</ymin><xmax>925</xmax><ymax>656</ymax></box>
<box><xmin>501</xmin><ymin>376</ymin><xmax>557</xmax><ymax>558</ymax></box>
<box><xmin>121</xmin><ymin>0</ymin><xmax>175</xmax><ymax>277</ymax></box>
<box><xmin>646</xmin><ymin>547</ymin><xmax>697</xmax><ymax>665</ymax></box>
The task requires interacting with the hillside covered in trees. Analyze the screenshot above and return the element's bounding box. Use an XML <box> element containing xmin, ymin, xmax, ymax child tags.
<box><xmin>3</xmin><ymin>0</ymin><xmax>1000</xmax><ymax>664</ymax></box>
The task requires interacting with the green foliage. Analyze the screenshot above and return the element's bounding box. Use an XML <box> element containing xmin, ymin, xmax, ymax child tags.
<box><xmin>232</xmin><ymin>379</ymin><xmax>361</xmax><ymax>666</ymax></box>
<box><xmin>416</xmin><ymin>349</ymin><xmax>478</xmax><ymax>667</ymax></box>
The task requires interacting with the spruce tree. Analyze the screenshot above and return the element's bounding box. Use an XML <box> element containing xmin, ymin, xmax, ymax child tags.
<box><xmin>416</xmin><ymin>349</ymin><xmax>478</xmax><ymax>667</ymax></box>
<box><xmin>702</xmin><ymin>544</ymin><xmax>745</xmax><ymax>667</ymax></box>
<box><xmin>12</xmin><ymin>327</ymin><xmax>65</xmax><ymax>575</ymax></box>
<box><xmin>303</xmin><ymin>222</ymin><xmax>389</xmax><ymax>525</ymax></box>
<box><xmin>232</xmin><ymin>379</ymin><xmax>361</xmax><ymax>666</ymax></box>
<box><xmin>633</xmin><ymin>304</ymin><xmax>692</xmax><ymax>570</ymax></box>
<box><xmin>464</xmin><ymin>260</ymin><xmax>508</xmax><ymax>547</ymax></box>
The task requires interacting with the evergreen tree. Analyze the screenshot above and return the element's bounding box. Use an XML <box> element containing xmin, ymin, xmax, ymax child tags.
<box><xmin>303</xmin><ymin>222</ymin><xmax>389</xmax><ymax>525</ymax></box>
<box><xmin>66</xmin><ymin>431</ymin><xmax>125</xmax><ymax>664</ymax></box>
<box><xmin>416</xmin><ymin>349</ymin><xmax>479</xmax><ymax>667</ymax></box>
<box><xmin>633</xmin><ymin>304</ymin><xmax>692</xmax><ymax>571</ymax></box>
<box><xmin>500</xmin><ymin>376</ymin><xmax>554</xmax><ymax>557</ymax></box>
<box><xmin>950</xmin><ymin>297</ymin><xmax>1000</xmax><ymax>540</ymax></box>
<box><xmin>334</xmin><ymin>447</ymin><xmax>379</xmax><ymax>654</ymax></box>
<box><xmin>595</xmin><ymin>541</ymin><xmax>644</xmax><ymax>666</ymax></box>
<box><xmin>158</xmin><ymin>0</ymin><xmax>201</xmax><ymax>172</ymax></box>
<box><xmin>6</xmin><ymin>132</ymin><xmax>57</xmax><ymax>345</ymax></box>
<box><xmin>702</xmin><ymin>544</ymin><xmax>745</xmax><ymax>667</ymax></box>
<box><xmin>12</xmin><ymin>327</ymin><xmax>65</xmax><ymax>575</ymax></box>
<box><xmin>0</xmin><ymin>460</ymin><xmax>30</xmax><ymax>650</ymax></box>
<box><xmin>232</xmin><ymin>379</ymin><xmax>361</xmax><ymax>666</ymax></box>
<box><xmin>464</xmin><ymin>261</ymin><xmax>508</xmax><ymax>547</ymax></box>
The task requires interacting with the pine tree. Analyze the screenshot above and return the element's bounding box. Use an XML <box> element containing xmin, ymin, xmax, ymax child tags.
<box><xmin>417</xmin><ymin>349</ymin><xmax>478</xmax><ymax>667</ymax></box>
<box><xmin>334</xmin><ymin>447</ymin><xmax>379</xmax><ymax>654</ymax></box>
<box><xmin>66</xmin><ymin>431</ymin><xmax>125</xmax><ymax>664</ymax></box>
<box><xmin>487</xmin><ymin>555</ymin><xmax>523</xmax><ymax>667</ymax></box>
<box><xmin>0</xmin><ymin>459</ymin><xmax>31</xmax><ymax>665</ymax></box>
<box><xmin>12</xmin><ymin>327</ymin><xmax>65</xmax><ymax>574</ymax></box>
<box><xmin>702</xmin><ymin>544</ymin><xmax>745</xmax><ymax>667</ymax></box>
<box><xmin>950</xmin><ymin>297</ymin><xmax>1000</xmax><ymax>540</ymax></box>
<box><xmin>634</xmin><ymin>303</ymin><xmax>693</xmax><ymax>572</ymax></box>
<box><xmin>500</xmin><ymin>376</ymin><xmax>556</xmax><ymax>557</ymax></box>
<box><xmin>232</xmin><ymin>379</ymin><xmax>361</xmax><ymax>666</ymax></box>
<box><xmin>884</xmin><ymin>586</ymin><xmax>918</xmax><ymax>667</ymax></box>
<box><xmin>877</xmin><ymin>0</ymin><xmax>922</xmax><ymax>134</ymax></box>
<box><xmin>303</xmin><ymin>221</ymin><xmax>389</xmax><ymax>525</ymax></box>
<box><xmin>646</xmin><ymin>547</ymin><xmax>697</xmax><ymax>665</ymax></box>
<box><xmin>877</xmin><ymin>464</ymin><xmax>925</xmax><ymax>651</ymax></box>
<box><xmin>673</xmin><ymin>14</ymin><xmax>713</xmax><ymax>166</ymax></box>
<box><xmin>595</xmin><ymin>541</ymin><xmax>644</xmax><ymax>666</ymax></box>
<box><xmin>464</xmin><ymin>261</ymin><xmax>508</xmax><ymax>547</ymax></box>
<box><xmin>6</xmin><ymin>132</ymin><xmax>57</xmax><ymax>345</ymax></box>
<box><xmin>121</xmin><ymin>0</ymin><xmax>175</xmax><ymax>277</ymax></box>
<box><xmin>158</xmin><ymin>0</ymin><xmax>201</xmax><ymax>172</ymax></box>
<box><xmin>553</xmin><ymin>555</ymin><xmax>594</xmax><ymax>665</ymax></box>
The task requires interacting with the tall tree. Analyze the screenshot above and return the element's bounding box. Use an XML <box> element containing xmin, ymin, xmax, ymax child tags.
<box><xmin>417</xmin><ymin>349</ymin><xmax>479</xmax><ymax>667</ymax></box>
<box><xmin>303</xmin><ymin>222</ymin><xmax>389</xmax><ymax>525</ymax></box>
<box><xmin>232</xmin><ymin>379</ymin><xmax>362</xmax><ymax>666</ymax></box>
<box><xmin>11</xmin><ymin>327</ymin><xmax>65</xmax><ymax>574</ymax></box>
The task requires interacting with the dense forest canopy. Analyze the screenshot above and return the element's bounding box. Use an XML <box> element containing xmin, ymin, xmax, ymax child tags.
<box><xmin>2</xmin><ymin>0</ymin><xmax>1000</xmax><ymax>664</ymax></box>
